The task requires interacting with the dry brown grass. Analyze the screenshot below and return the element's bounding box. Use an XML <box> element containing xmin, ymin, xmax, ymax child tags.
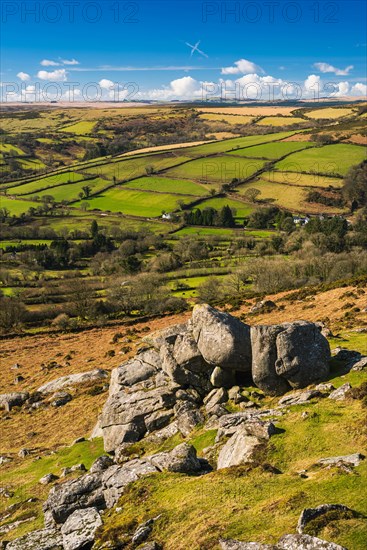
<box><xmin>196</xmin><ymin>106</ymin><xmax>297</xmax><ymax>116</ymax></box>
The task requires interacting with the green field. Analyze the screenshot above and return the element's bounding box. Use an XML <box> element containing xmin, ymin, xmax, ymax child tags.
<box><xmin>256</xmin><ymin>116</ymin><xmax>306</xmax><ymax>126</ymax></box>
<box><xmin>166</xmin><ymin>156</ymin><xmax>266</xmax><ymax>183</ymax></box>
<box><xmin>0</xmin><ymin>240</ymin><xmax>53</xmax><ymax>249</ymax></box>
<box><xmin>275</xmin><ymin>143</ymin><xmax>366</xmax><ymax>176</ymax></box>
<box><xmin>238</xmin><ymin>179</ymin><xmax>346</xmax><ymax>213</ymax></box>
<box><xmin>7</xmin><ymin>172</ymin><xmax>86</xmax><ymax>195</ymax></box>
<box><xmin>15</xmin><ymin>158</ymin><xmax>46</xmax><ymax>170</ymax></box>
<box><xmin>59</xmin><ymin>121</ymin><xmax>97</xmax><ymax>135</ymax></box>
<box><xmin>193</xmin><ymin>196</ymin><xmax>253</xmax><ymax>219</ymax></box>
<box><xmin>0</xmin><ymin>143</ymin><xmax>25</xmax><ymax>155</ymax></box>
<box><xmin>85</xmin><ymin>154</ymin><xmax>191</xmax><ymax>181</ymax></box>
<box><xmin>173</xmin><ymin>226</ymin><xmax>239</xmax><ymax>237</ymax></box>
<box><xmin>262</xmin><ymin>171</ymin><xmax>344</xmax><ymax>188</ymax></box>
<box><xmin>0</xmin><ymin>196</ymin><xmax>39</xmax><ymax>215</ymax></box>
<box><xmin>177</xmin><ymin>131</ymin><xmax>295</xmax><ymax>156</ymax></box>
<box><xmin>125</xmin><ymin>176</ymin><xmax>209</xmax><ymax>196</ymax></box>
<box><xmin>76</xmin><ymin>187</ymin><xmax>195</xmax><ymax>217</ymax></box>
<box><xmin>36</xmin><ymin>177</ymin><xmax>109</xmax><ymax>202</ymax></box>
<box><xmin>228</xmin><ymin>141</ymin><xmax>315</xmax><ymax>159</ymax></box>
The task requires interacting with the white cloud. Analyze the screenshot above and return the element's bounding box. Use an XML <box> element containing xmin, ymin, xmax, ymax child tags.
<box><xmin>332</xmin><ymin>81</ymin><xmax>350</xmax><ymax>97</ymax></box>
<box><xmin>37</xmin><ymin>69</ymin><xmax>67</xmax><ymax>81</ymax></box>
<box><xmin>313</xmin><ymin>62</ymin><xmax>353</xmax><ymax>76</ymax></box>
<box><xmin>221</xmin><ymin>58</ymin><xmax>262</xmax><ymax>75</ymax></box>
<box><xmin>17</xmin><ymin>72</ymin><xmax>30</xmax><ymax>81</ymax></box>
<box><xmin>351</xmin><ymin>82</ymin><xmax>367</xmax><ymax>96</ymax></box>
<box><xmin>61</xmin><ymin>59</ymin><xmax>79</xmax><ymax>65</ymax></box>
<box><xmin>40</xmin><ymin>59</ymin><xmax>60</xmax><ymax>67</ymax></box>
<box><xmin>99</xmin><ymin>78</ymin><xmax>115</xmax><ymax>89</ymax></box>
<box><xmin>170</xmin><ymin>76</ymin><xmax>198</xmax><ymax>96</ymax></box>
<box><xmin>304</xmin><ymin>74</ymin><xmax>321</xmax><ymax>92</ymax></box>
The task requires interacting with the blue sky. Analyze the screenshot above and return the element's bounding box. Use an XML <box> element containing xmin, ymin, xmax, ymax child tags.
<box><xmin>1</xmin><ymin>0</ymin><xmax>366</xmax><ymax>101</ymax></box>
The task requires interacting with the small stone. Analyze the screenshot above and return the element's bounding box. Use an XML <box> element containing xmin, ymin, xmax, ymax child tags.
<box><xmin>39</xmin><ymin>473</ymin><xmax>58</xmax><ymax>485</ymax></box>
<box><xmin>328</xmin><ymin>383</ymin><xmax>351</xmax><ymax>401</ymax></box>
<box><xmin>14</xmin><ymin>376</ymin><xmax>25</xmax><ymax>384</ymax></box>
<box><xmin>18</xmin><ymin>448</ymin><xmax>31</xmax><ymax>458</ymax></box>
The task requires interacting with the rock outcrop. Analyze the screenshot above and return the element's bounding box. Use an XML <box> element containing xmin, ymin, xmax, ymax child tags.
<box><xmin>100</xmin><ymin>306</ymin><xmax>331</xmax><ymax>452</ymax></box>
<box><xmin>37</xmin><ymin>369</ymin><xmax>108</xmax><ymax>394</ymax></box>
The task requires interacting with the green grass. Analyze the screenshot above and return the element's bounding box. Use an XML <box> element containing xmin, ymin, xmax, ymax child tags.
<box><xmin>58</xmin><ymin>121</ymin><xmax>97</xmax><ymax>135</ymax></box>
<box><xmin>261</xmin><ymin>171</ymin><xmax>344</xmax><ymax>188</ymax></box>
<box><xmin>0</xmin><ymin>240</ymin><xmax>52</xmax><ymax>249</ymax></box>
<box><xmin>238</xmin><ymin>180</ymin><xmax>346</xmax><ymax>214</ymax></box>
<box><xmin>228</xmin><ymin>141</ymin><xmax>315</xmax><ymax>159</ymax></box>
<box><xmin>256</xmin><ymin>116</ymin><xmax>306</xmax><ymax>126</ymax></box>
<box><xmin>84</xmin><ymin>154</ymin><xmax>191</xmax><ymax>181</ymax></box>
<box><xmin>75</xmin><ymin>187</ymin><xmax>194</xmax><ymax>217</ymax></box>
<box><xmin>36</xmin><ymin>177</ymin><xmax>109</xmax><ymax>202</ymax></box>
<box><xmin>0</xmin><ymin>196</ymin><xmax>39</xmax><ymax>215</ymax></box>
<box><xmin>193</xmin><ymin>196</ymin><xmax>253</xmax><ymax>219</ymax></box>
<box><xmin>16</xmin><ymin>158</ymin><xmax>46</xmax><ymax>170</ymax></box>
<box><xmin>95</xmin><ymin>368</ymin><xmax>367</xmax><ymax>549</ymax></box>
<box><xmin>173</xmin><ymin>227</ymin><xmax>239</xmax><ymax>237</ymax></box>
<box><xmin>125</xmin><ymin>176</ymin><xmax>209</xmax><ymax>196</ymax></box>
<box><xmin>0</xmin><ymin>143</ymin><xmax>25</xmax><ymax>155</ymax></box>
<box><xmin>275</xmin><ymin>144</ymin><xmax>367</xmax><ymax>176</ymax></box>
<box><xmin>6</xmin><ymin>172</ymin><xmax>86</xmax><ymax>195</ymax></box>
<box><xmin>178</xmin><ymin>131</ymin><xmax>296</xmax><ymax>156</ymax></box>
<box><xmin>166</xmin><ymin>156</ymin><xmax>266</xmax><ymax>183</ymax></box>
<box><xmin>0</xmin><ymin>439</ymin><xmax>104</xmax><ymax>540</ymax></box>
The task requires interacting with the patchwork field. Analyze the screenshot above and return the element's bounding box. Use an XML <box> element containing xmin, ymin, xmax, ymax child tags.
<box><xmin>59</xmin><ymin>121</ymin><xmax>97</xmax><ymax>135</ymax></box>
<box><xmin>36</xmin><ymin>177</ymin><xmax>110</xmax><ymax>202</ymax></box>
<box><xmin>84</xmin><ymin>154</ymin><xmax>191</xmax><ymax>181</ymax></box>
<box><xmin>199</xmin><ymin>113</ymin><xmax>255</xmax><ymax>125</ymax></box>
<box><xmin>0</xmin><ymin>196</ymin><xmax>38</xmax><ymax>215</ymax></box>
<box><xmin>179</xmin><ymin>131</ymin><xmax>295</xmax><ymax>156</ymax></box>
<box><xmin>261</xmin><ymin>171</ymin><xmax>344</xmax><ymax>188</ymax></box>
<box><xmin>194</xmin><ymin>196</ymin><xmax>253</xmax><ymax>219</ymax></box>
<box><xmin>0</xmin><ymin>143</ymin><xmax>25</xmax><ymax>155</ymax></box>
<box><xmin>238</xmin><ymin>179</ymin><xmax>346</xmax><ymax>213</ymax></box>
<box><xmin>256</xmin><ymin>116</ymin><xmax>306</xmax><ymax>126</ymax></box>
<box><xmin>6</xmin><ymin>172</ymin><xmax>86</xmax><ymax>195</ymax></box>
<box><xmin>125</xmin><ymin>176</ymin><xmax>209</xmax><ymax>196</ymax></box>
<box><xmin>195</xmin><ymin>107</ymin><xmax>297</xmax><ymax>116</ymax></box>
<box><xmin>275</xmin><ymin>143</ymin><xmax>367</xmax><ymax>176</ymax></box>
<box><xmin>165</xmin><ymin>156</ymin><xmax>266</xmax><ymax>183</ymax></box>
<box><xmin>76</xmin><ymin>187</ymin><xmax>195</xmax><ymax>216</ymax></box>
<box><xmin>305</xmin><ymin>107</ymin><xmax>356</xmax><ymax>119</ymax></box>
<box><xmin>228</xmin><ymin>141</ymin><xmax>315</xmax><ymax>159</ymax></box>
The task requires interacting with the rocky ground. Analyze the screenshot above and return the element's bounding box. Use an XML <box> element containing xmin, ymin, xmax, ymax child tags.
<box><xmin>0</xmin><ymin>293</ymin><xmax>366</xmax><ymax>549</ymax></box>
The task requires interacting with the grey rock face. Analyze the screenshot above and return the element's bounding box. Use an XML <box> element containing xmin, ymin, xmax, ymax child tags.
<box><xmin>317</xmin><ymin>453</ymin><xmax>364</xmax><ymax>468</ymax></box>
<box><xmin>328</xmin><ymin>383</ymin><xmax>351</xmax><ymax>401</ymax></box>
<box><xmin>101</xmin><ymin>386</ymin><xmax>176</xmax><ymax>452</ymax></box>
<box><xmin>278</xmin><ymin>534</ymin><xmax>346</xmax><ymax>549</ymax></box>
<box><xmin>175</xmin><ymin>400</ymin><xmax>204</xmax><ymax>437</ymax></box>
<box><xmin>109</xmin><ymin>349</ymin><xmax>160</xmax><ymax>393</ymax></box>
<box><xmin>89</xmin><ymin>455</ymin><xmax>114</xmax><ymax>474</ymax></box>
<box><xmin>278</xmin><ymin>389</ymin><xmax>322</xmax><ymax>406</ymax></box>
<box><xmin>38</xmin><ymin>369</ymin><xmax>108</xmax><ymax>394</ymax></box>
<box><xmin>220</xmin><ymin>540</ymin><xmax>276</xmax><ymax>549</ymax></box>
<box><xmin>192</xmin><ymin>304</ymin><xmax>252</xmax><ymax>371</ymax></box>
<box><xmin>217</xmin><ymin>429</ymin><xmax>266</xmax><ymax>469</ymax></box>
<box><xmin>5</xmin><ymin>528</ymin><xmax>63</xmax><ymax>550</ymax></box>
<box><xmin>61</xmin><ymin>507</ymin><xmax>102</xmax><ymax>550</ymax></box>
<box><xmin>43</xmin><ymin>473</ymin><xmax>105</xmax><ymax>525</ymax></box>
<box><xmin>132</xmin><ymin>519</ymin><xmax>153</xmax><ymax>544</ymax></box>
<box><xmin>275</xmin><ymin>321</ymin><xmax>330</xmax><ymax>388</ymax></box>
<box><xmin>210</xmin><ymin>366</ymin><xmax>236</xmax><ymax>389</ymax></box>
<box><xmin>251</xmin><ymin>325</ymin><xmax>291</xmax><ymax>396</ymax></box>
<box><xmin>0</xmin><ymin>392</ymin><xmax>29</xmax><ymax>411</ymax></box>
<box><xmin>297</xmin><ymin>504</ymin><xmax>354</xmax><ymax>534</ymax></box>
<box><xmin>149</xmin><ymin>443</ymin><xmax>202</xmax><ymax>473</ymax></box>
<box><xmin>102</xmin><ymin>459</ymin><xmax>158</xmax><ymax>508</ymax></box>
